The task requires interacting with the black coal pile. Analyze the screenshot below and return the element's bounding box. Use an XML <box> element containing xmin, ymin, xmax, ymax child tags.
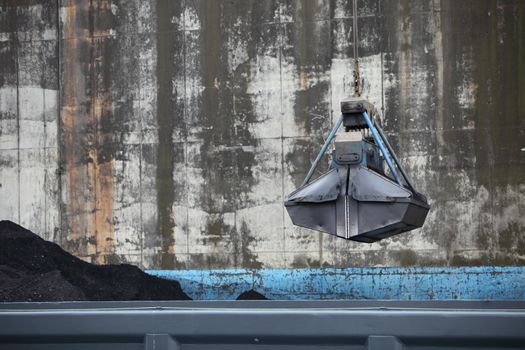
<box><xmin>236</xmin><ymin>289</ymin><xmax>268</xmax><ymax>300</ymax></box>
<box><xmin>0</xmin><ymin>221</ymin><xmax>191</xmax><ymax>302</ymax></box>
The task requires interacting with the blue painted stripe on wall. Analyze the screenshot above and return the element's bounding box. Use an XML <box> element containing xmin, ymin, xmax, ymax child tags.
<box><xmin>147</xmin><ymin>266</ymin><xmax>525</xmax><ymax>301</ymax></box>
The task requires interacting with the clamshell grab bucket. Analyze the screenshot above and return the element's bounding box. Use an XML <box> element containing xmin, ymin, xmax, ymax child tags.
<box><xmin>284</xmin><ymin>97</ymin><xmax>430</xmax><ymax>243</ymax></box>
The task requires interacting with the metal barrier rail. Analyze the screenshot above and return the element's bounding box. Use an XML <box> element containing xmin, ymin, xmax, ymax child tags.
<box><xmin>1</xmin><ymin>301</ymin><xmax>525</xmax><ymax>350</ymax></box>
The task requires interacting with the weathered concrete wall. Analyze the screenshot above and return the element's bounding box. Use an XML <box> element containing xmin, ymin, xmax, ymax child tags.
<box><xmin>0</xmin><ymin>0</ymin><xmax>524</xmax><ymax>269</ymax></box>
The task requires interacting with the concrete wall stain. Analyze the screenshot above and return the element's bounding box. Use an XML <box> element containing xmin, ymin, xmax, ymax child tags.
<box><xmin>61</xmin><ymin>0</ymin><xmax>116</xmax><ymax>263</ymax></box>
<box><xmin>1</xmin><ymin>0</ymin><xmax>524</xmax><ymax>269</ymax></box>
<box><xmin>61</xmin><ymin>0</ymin><xmax>93</xmax><ymax>258</ymax></box>
<box><xmin>190</xmin><ymin>0</ymin><xmax>262</xmax><ymax>268</ymax></box>
<box><xmin>91</xmin><ymin>37</ymin><xmax>115</xmax><ymax>264</ymax></box>
<box><xmin>154</xmin><ymin>0</ymin><xmax>182</xmax><ymax>269</ymax></box>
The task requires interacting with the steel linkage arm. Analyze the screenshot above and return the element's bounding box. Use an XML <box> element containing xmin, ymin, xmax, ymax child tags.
<box><xmin>302</xmin><ymin>116</ymin><xmax>344</xmax><ymax>187</ymax></box>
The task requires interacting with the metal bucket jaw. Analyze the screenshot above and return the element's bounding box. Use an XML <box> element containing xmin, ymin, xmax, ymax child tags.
<box><xmin>285</xmin><ymin>166</ymin><xmax>429</xmax><ymax>242</ymax></box>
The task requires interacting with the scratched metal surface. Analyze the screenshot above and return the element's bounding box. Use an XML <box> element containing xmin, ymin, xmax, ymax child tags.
<box><xmin>0</xmin><ymin>0</ymin><xmax>524</xmax><ymax>269</ymax></box>
<box><xmin>147</xmin><ymin>266</ymin><xmax>525</xmax><ymax>300</ymax></box>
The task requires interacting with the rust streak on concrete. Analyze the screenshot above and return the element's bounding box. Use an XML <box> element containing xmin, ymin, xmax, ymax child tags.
<box><xmin>300</xmin><ymin>70</ymin><xmax>308</xmax><ymax>91</ymax></box>
<box><xmin>92</xmin><ymin>91</ymin><xmax>115</xmax><ymax>264</ymax></box>
<box><xmin>90</xmin><ymin>0</ymin><xmax>115</xmax><ymax>263</ymax></box>
<box><xmin>62</xmin><ymin>0</ymin><xmax>115</xmax><ymax>262</ymax></box>
<box><xmin>63</xmin><ymin>0</ymin><xmax>91</xmax><ymax>257</ymax></box>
